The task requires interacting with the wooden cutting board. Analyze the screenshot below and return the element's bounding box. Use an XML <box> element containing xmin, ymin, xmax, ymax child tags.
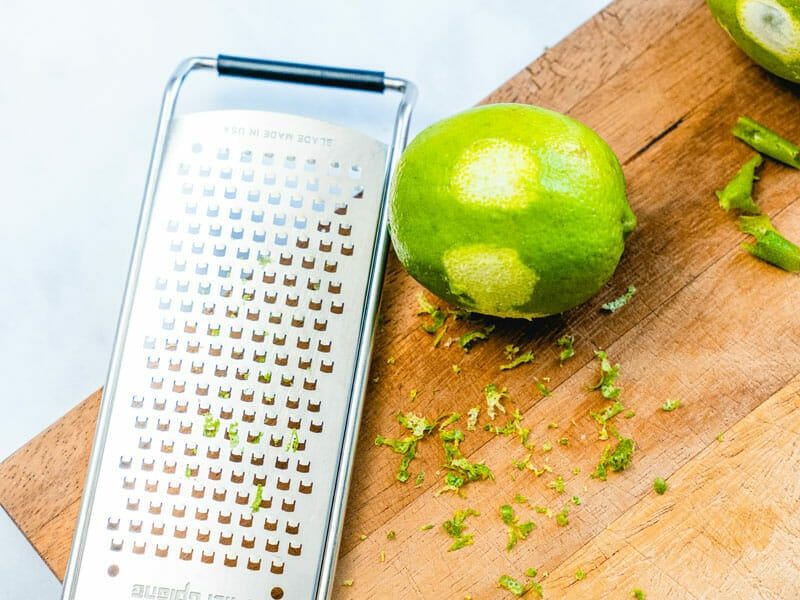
<box><xmin>4</xmin><ymin>0</ymin><xmax>800</xmax><ymax>597</ymax></box>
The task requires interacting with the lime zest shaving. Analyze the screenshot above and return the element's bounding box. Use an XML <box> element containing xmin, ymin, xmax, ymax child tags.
<box><xmin>547</xmin><ymin>475</ymin><xmax>565</xmax><ymax>494</ymax></box>
<box><xmin>250</xmin><ymin>484</ymin><xmax>264</xmax><ymax>513</ymax></box>
<box><xmin>556</xmin><ymin>334</ymin><xmax>576</xmax><ymax>363</ymax></box>
<box><xmin>442</xmin><ymin>507</ymin><xmax>480</xmax><ymax>551</ymax></box>
<box><xmin>593</xmin><ymin>437</ymin><xmax>635</xmax><ymax>481</ymax></box>
<box><xmin>203</xmin><ymin>413</ymin><xmax>220</xmax><ymax>438</ymax></box>
<box><xmin>500</xmin><ymin>350</ymin><xmax>535</xmax><ymax>371</ymax></box>
<box><xmin>601</xmin><ymin>285</ymin><xmax>637</xmax><ymax>313</ymax></box>
<box><xmin>226</xmin><ymin>421</ymin><xmax>240</xmax><ymax>448</ymax></box>
<box><xmin>459</xmin><ymin>324</ymin><xmax>496</xmax><ymax>352</ymax></box>
<box><xmin>732</xmin><ymin>116</ymin><xmax>800</xmax><ymax>169</ymax></box>
<box><xmin>654</xmin><ymin>477</ymin><xmax>667</xmax><ymax>494</ymax></box>
<box><xmin>500</xmin><ymin>504</ymin><xmax>536</xmax><ymax>551</ymax></box>
<box><xmin>555</xmin><ymin>505</ymin><xmax>570</xmax><ymax>527</ymax></box>
<box><xmin>738</xmin><ymin>214</ymin><xmax>800</xmax><ymax>272</ymax></box>
<box><xmin>485</xmin><ymin>409</ymin><xmax>530</xmax><ymax>446</ymax></box>
<box><xmin>484</xmin><ymin>383</ymin><xmax>509</xmax><ymax>420</ymax></box>
<box><xmin>438</xmin><ymin>429</ymin><xmax>493</xmax><ymax>495</ymax></box>
<box><xmin>466</xmin><ymin>406</ymin><xmax>480</xmax><ymax>431</ymax></box>
<box><xmin>374</xmin><ymin>412</ymin><xmax>438</xmax><ymax>482</ymax></box>
<box><xmin>716</xmin><ymin>154</ymin><xmax>763</xmax><ymax>214</ymax></box>
<box><xmin>591</xmin><ymin>350</ymin><xmax>621</xmax><ymax>399</ymax></box>
<box><xmin>661</xmin><ymin>399</ymin><xmax>682</xmax><ymax>412</ymax></box>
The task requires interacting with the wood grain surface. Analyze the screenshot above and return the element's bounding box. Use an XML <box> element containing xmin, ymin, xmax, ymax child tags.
<box><xmin>3</xmin><ymin>0</ymin><xmax>800</xmax><ymax>597</ymax></box>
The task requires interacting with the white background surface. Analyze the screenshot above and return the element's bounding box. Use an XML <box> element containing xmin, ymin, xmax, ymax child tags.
<box><xmin>0</xmin><ymin>1</ymin><xmax>607</xmax><ymax>462</ymax></box>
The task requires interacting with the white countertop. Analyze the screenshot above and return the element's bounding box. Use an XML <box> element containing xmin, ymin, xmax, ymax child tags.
<box><xmin>0</xmin><ymin>0</ymin><xmax>607</xmax><ymax>465</ymax></box>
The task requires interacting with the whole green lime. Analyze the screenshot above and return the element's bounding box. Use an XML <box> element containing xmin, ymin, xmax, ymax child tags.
<box><xmin>389</xmin><ymin>104</ymin><xmax>636</xmax><ymax>319</ymax></box>
<box><xmin>707</xmin><ymin>0</ymin><xmax>800</xmax><ymax>83</ymax></box>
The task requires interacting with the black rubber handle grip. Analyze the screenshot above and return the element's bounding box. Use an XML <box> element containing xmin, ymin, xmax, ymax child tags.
<box><xmin>217</xmin><ymin>55</ymin><xmax>385</xmax><ymax>92</ymax></box>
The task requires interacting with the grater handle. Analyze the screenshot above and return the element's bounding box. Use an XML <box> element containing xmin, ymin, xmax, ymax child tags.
<box><xmin>217</xmin><ymin>54</ymin><xmax>385</xmax><ymax>92</ymax></box>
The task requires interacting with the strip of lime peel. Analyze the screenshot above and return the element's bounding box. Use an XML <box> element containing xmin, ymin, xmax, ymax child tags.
<box><xmin>715</xmin><ymin>154</ymin><xmax>763</xmax><ymax>214</ymax></box>
<box><xmin>738</xmin><ymin>215</ymin><xmax>800</xmax><ymax>272</ymax></box>
<box><xmin>732</xmin><ymin>116</ymin><xmax>800</xmax><ymax>169</ymax></box>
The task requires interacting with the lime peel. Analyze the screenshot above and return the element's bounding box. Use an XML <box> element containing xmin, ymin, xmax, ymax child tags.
<box><xmin>732</xmin><ymin>116</ymin><xmax>800</xmax><ymax>169</ymax></box>
<box><xmin>716</xmin><ymin>154</ymin><xmax>763</xmax><ymax>214</ymax></box>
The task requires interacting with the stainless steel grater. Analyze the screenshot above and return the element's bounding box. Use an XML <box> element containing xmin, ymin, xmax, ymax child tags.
<box><xmin>62</xmin><ymin>55</ymin><xmax>416</xmax><ymax>600</ymax></box>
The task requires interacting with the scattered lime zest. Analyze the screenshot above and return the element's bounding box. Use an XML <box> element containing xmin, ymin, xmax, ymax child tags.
<box><xmin>459</xmin><ymin>325</ymin><xmax>496</xmax><ymax>352</ymax></box>
<box><xmin>716</xmin><ymin>154</ymin><xmax>763</xmax><ymax>214</ymax></box>
<box><xmin>438</xmin><ymin>429</ymin><xmax>494</xmax><ymax>494</ymax></box>
<box><xmin>438</xmin><ymin>412</ymin><xmax>461</xmax><ymax>430</ymax></box>
<box><xmin>661</xmin><ymin>399</ymin><xmax>682</xmax><ymax>412</ymax></box>
<box><xmin>409</xmin><ymin>388</ymin><xmax>418</xmax><ymax>400</ymax></box>
<box><xmin>433</xmin><ymin>325</ymin><xmax>448</xmax><ymax>347</ymax></box>
<box><xmin>466</xmin><ymin>406</ymin><xmax>480</xmax><ymax>431</ymax></box>
<box><xmin>415</xmin><ymin>471</ymin><xmax>425</xmax><ymax>487</ymax></box>
<box><xmin>375</xmin><ymin>412</ymin><xmax>437</xmax><ymax>482</ymax></box>
<box><xmin>716</xmin><ymin>432</ymin><xmax>725</xmax><ymax>442</ymax></box>
<box><xmin>500</xmin><ymin>504</ymin><xmax>536</xmax><ymax>551</ymax></box>
<box><xmin>653</xmin><ymin>477</ymin><xmax>668</xmax><ymax>495</ymax></box>
<box><xmin>547</xmin><ymin>475</ymin><xmax>565</xmax><ymax>493</ymax></box>
<box><xmin>575</xmin><ymin>569</ymin><xmax>586</xmax><ymax>581</ymax></box>
<box><xmin>558</xmin><ymin>437</ymin><xmax>569</xmax><ymax>446</ymax></box>
<box><xmin>359</xmin><ymin>534</ymin><xmax>368</xmax><ymax>541</ymax></box>
<box><xmin>591</xmin><ymin>350</ymin><xmax>621</xmax><ymax>399</ymax></box>
<box><xmin>601</xmin><ymin>285</ymin><xmax>637</xmax><ymax>313</ymax></box>
<box><xmin>342</xmin><ymin>580</ymin><xmax>354</xmax><ymax>587</ymax></box>
<box><xmin>555</xmin><ymin>506</ymin><xmax>570</xmax><ymax>527</ymax></box>
<box><xmin>498</xmin><ymin>575</ymin><xmax>527</xmax><ymax>597</ymax></box>
<box><xmin>485</xmin><ymin>409</ymin><xmax>530</xmax><ymax>446</ymax></box>
<box><xmin>732</xmin><ymin>116</ymin><xmax>800</xmax><ymax>169</ymax></box>
<box><xmin>442</xmin><ymin>507</ymin><xmax>480</xmax><ymax>551</ymax></box>
<box><xmin>571</xmin><ymin>466</ymin><xmax>581</xmax><ymax>475</ymax></box>
<box><xmin>250</xmin><ymin>484</ymin><xmax>264</xmax><ymax>513</ymax></box>
<box><xmin>738</xmin><ymin>214</ymin><xmax>800</xmax><ymax>272</ymax></box>
<box><xmin>386</xmin><ymin>356</ymin><xmax>396</xmax><ymax>365</ymax></box>
<box><xmin>286</xmin><ymin>429</ymin><xmax>300</xmax><ymax>453</ymax></box>
<box><xmin>571</xmin><ymin>495</ymin><xmax>582</xmax><ymax>506</ymax></box>
<box><xmin>623</xmin><ymin>409</ymin><xmax>636</xmax><ymax>419</ymax></box>
<box><xmin>504</xmin><ymin>344</ymin><xmax>520</xmax><ymax>360</ymax></box>
<box><xmin>632</xmin><ymin>589</ymin><xmax>646</xmax><ymax>600</ymax></box>
<box><xmin>226</xmin><ymin>422</ymin><xmax>240</xmax><ymax>448</ymax></box>
<box><xmin>484</xmin><ymin>383</ymin><xmax>509</xmax><ymax>420</ymax></box>
<box><xmin>386</xmin><ymin>530</ymin><xmax>396</xmax><ymax>541</ymax></box>
<box><xmin>557</xmin><ymin>334</ymin><xmax>576</xmax><ymax>364</ymax></box>
<box><xmin>591</xmin><ymin>399</ymin><xmax>626</xmax><ymax>427</ymax></box>
<box><xmin>500</xmin><ymin>350</ymin><xmax>535</xmax><ymax>371</ymax></box>
<box><xmin>379</xmin><ymin>550</ymin><xmax>385</xmax><ymax>563</ymax></box>
<box><xmin>203</xmin><ymin>413</ymin><xmax>220</xmax><ymax>438</ymax></box>
<box><xmin>420</xmin><ymin>523</ymin><xmax>434</xmax><ymax>531</ymax></box>
<box><xmin>534</xmin><ymin>505</ymin><xmax>552</xmax><ymax>517</ymax></box>
<box><xmin>535</xmin><ymin>378</ymin><xmax>552</xmax><ymax>396</ymax></box>
<box><xmin>541</xmin><ymin>441</ymin><xmax>552</xmax><ymax>453</ymax></box>
<box><xmin>547</xmin><ymin>422</ymin><xmax>559</xmax><ymax>429</ymax></box>
<box><xmin>417</xmin><ymin>292</ymin><xmax>448</xmax><ymax>338</ymax></box>
<box><xmin>593</xmin><ymin>437</ymin><xmax>635</xmax><ymax>481</ymax></box>
<box><xmin>498</xmin><ymin>570</ymin><xmax>543</xmax><ymax>598</ymax></box>
<box><xmin>513</xmin><ymin>454</ymin><xmax>531</xmax><ymax>470</ymax></box>
<box><xmin>452</xmin><ymin>364</ymin><xmax>462</xmax><ymax>374</ymax></box>
<box><xmin>513</xmin><ymin>492</ymin><xmax>528</xmax><ymax>504</ymax></box>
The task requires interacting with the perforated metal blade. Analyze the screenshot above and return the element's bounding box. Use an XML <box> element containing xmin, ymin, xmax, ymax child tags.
<box><xmin>68</xmin><ymin>109</ymin><xmax>387</xmax><ymax>600</ymax></box>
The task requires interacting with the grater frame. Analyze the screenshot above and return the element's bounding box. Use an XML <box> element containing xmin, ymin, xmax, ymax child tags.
<box><xmin>61</xmin><ymin>55</ymin><xmax>416</xmax><ymax>600</ymax></box>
